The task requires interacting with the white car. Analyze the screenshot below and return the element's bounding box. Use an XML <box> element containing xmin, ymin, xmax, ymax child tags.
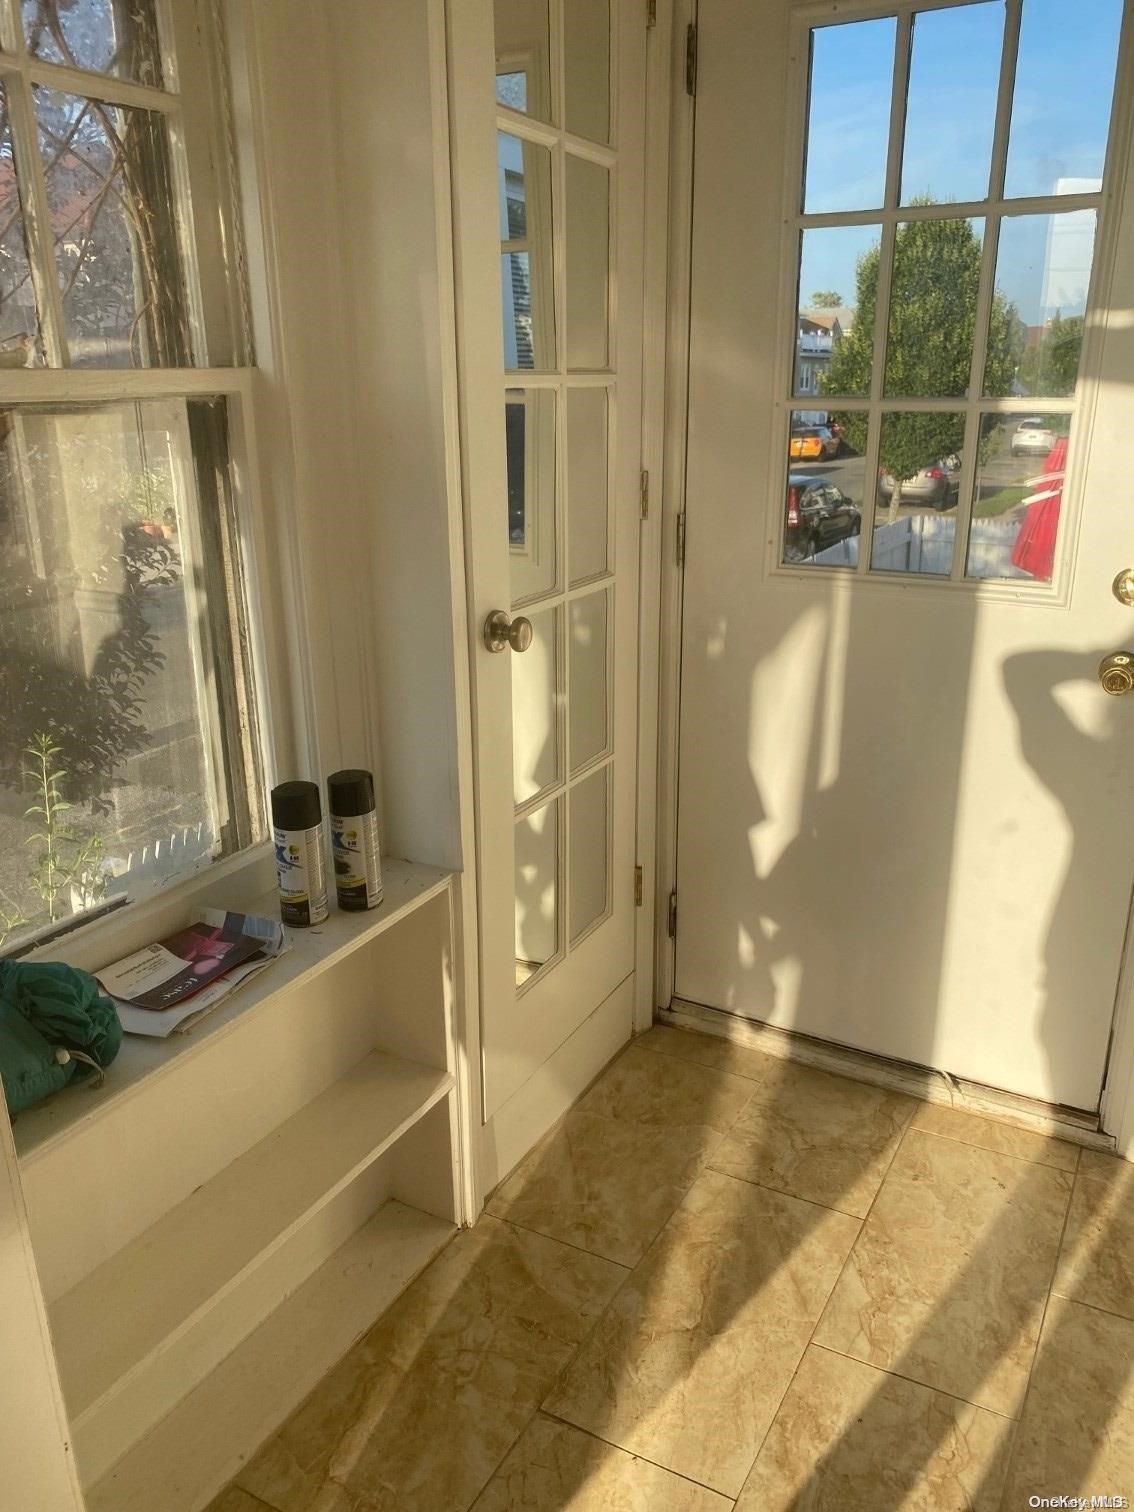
<box><xmin>1011</xmin><ymin>419</ymin><xmax>1056</xmax><ymax>457</ymax></box>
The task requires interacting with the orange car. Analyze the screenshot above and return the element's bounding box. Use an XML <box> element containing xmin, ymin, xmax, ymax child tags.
<box><xmin>789</xmin><ymin>425</ymin><xmax>840</xmax><ymax>461</ymax></box>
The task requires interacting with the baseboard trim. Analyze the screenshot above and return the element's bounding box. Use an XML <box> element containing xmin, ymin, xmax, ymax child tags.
<box><xmin>662</xmin><ymin>999</ymin><xmax>1116</xmax><ymax>1153</ymax></box>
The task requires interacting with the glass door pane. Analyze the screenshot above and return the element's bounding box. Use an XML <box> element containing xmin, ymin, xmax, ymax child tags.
<box><xmin>496</xmin><ymin>0</ymin><xmax>616</xmax><ymax>995</ymax></box>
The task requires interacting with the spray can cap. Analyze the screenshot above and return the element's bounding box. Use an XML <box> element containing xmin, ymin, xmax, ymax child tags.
<box><xmin>327</xmin><ymin>769</ymin><xmax>375</xmax><ymax>817</ymax></box>
<box><xmin>271</xmin><ymin>780</ymin><xmax>322</xmax><ymax>830</ymax></box>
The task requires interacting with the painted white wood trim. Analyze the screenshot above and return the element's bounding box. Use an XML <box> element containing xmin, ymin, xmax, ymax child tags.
<box><xmin>417</xmin><ymin>0</ymin><xmax>483</xmax><ymax>1219</ymax></box>
<box><xmin>84</xmin><ymin>1201</ymin><xmax>456</xmax><ymax>1512</ymax></box>
<box><xmin>632</xmin><ymin>0</ymin><xmax>674</xmax><ymax>1034</ymax></box>
<box><xmin>0</xmin><ymin>1106</ymin><xmax>86</xmax><ymax>1512</ymax></box>
<box><xmin>1102</xmin><ymin>886</ymin><xmax>1134</xmax><ymax>1160</ymax></box>
<box><xmin>654</xmin><ymin>0</ymin><xmax>696</xmax><ymax>1012</ymax></box>
<box><xmin>0</xmin><ymin>367</ymin><xmax>252</xmax><ymax>400</ymax></box>
<box><xmin>51</xmin><ymin>1054</ymin><xmax>454</xmax><ymax>1425</ymax></box>
<box><xmin>478</xmin><ymin>971</ymin><xmax>634</xmax><ymax>1194</ymax></box>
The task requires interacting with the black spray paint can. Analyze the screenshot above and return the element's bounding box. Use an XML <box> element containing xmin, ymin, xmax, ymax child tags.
<box><xmin>271</xmin><ymin>780</ymin><xmax>329</xmax><ymax>927</ymax></box>
<box><xmin>327</xmin><ymin>769</ymin><xmax>383</xmax><ymax>912</ymax></box>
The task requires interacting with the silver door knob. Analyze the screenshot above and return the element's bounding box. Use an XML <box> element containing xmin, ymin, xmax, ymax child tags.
<box><xmin>483</xmin><ymin>609</ymin><xmax>533</xmax><ymax>654</ymax></box>
<box><xmin>1099</xmin><ymin>652</ymin><xmax>1134</xmax><ymax>695</ymax></box>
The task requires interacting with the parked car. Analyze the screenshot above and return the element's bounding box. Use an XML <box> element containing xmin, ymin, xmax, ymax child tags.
<box><xmin>1011</xmin><ymin>419</ymin><xmax>1056</xmax><ymax>457</ymax></box>
<box><xmin>789</xmin><ymin>425</ymin><xmax>840</xmax><ymax>462</ymax></box>
<box><xmin>784</xmin><ymin>474</ymin><xmax>861</xmax><ymax>561</ymax></box>
<box><xmin>877</xmin><ymin>454</ymin><xmax>961</xmax><ymax>510</ymax></box>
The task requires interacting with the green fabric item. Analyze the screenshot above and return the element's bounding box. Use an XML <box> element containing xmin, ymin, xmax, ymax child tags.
<box><xmin>0</xmin><ymin>960</ymin><xmax>122</xmax><ymax>1117</ymax></box>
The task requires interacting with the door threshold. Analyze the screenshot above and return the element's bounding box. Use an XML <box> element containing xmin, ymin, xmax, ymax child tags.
<box><xmin>659</xmin><ymin>999</ymin><xmax>1116</xmax><ymax>1153</ymax></box>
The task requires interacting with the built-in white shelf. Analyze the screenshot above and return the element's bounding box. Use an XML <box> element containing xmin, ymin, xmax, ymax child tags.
<box><xmin>13</xmin><ymin>853</ymin><xmax>462</xmax><ymax>1504</ymax></box>
<box><xmin>85</xmin><ymin>1200</ymin><xmax>457</xmax><ymax>1512</ymax></box>
<box><xmin>51</xmin><ymin>1049</ymin><xmax>453</xmax><ymax>1426</ymax></box>
<box><xmin>13</xmin><ymin>857</ymin><xmax>451</xmax><ymax>1164</ymax></box>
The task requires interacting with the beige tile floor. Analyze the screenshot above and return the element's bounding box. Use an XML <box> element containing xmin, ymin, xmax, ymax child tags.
<box><xmin>211</xmin><ymin>1025</ymin><xmax>1134</xmax><ymax>1512</ymax></box>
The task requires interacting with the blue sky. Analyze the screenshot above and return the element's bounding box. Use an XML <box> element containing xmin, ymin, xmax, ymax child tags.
<box><xmin>801</xmin><ymin>0</ymin><xmax>1122</xmax><ymax>326</ymax></box>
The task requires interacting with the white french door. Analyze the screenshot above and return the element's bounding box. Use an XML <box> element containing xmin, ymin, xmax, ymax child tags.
<box><xmin>674</xmin><ymin>0</ymin><xmax>1134</xmax><ymax>1111</ymax></box>
<box><xmin>449</xmin><ymin>0</ymin><xmax>646</xmax><ymax>1121</ymax></box>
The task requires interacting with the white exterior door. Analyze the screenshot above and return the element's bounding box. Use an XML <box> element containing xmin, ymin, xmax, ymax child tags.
<box><xmin>675</xmin><ymin>0</ymin><xmax>1134</xmax><ymax>1111</ymax></box>
<box><xmin>450</xmin><ymin>1</ymin><xmax>646</xmax><ymax>1121</ymax></box>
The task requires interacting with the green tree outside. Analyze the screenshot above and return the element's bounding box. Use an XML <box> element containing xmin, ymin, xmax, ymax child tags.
<box><xmin>823</xmin><ymin>213</ymin><xmax>1021</xmax><ymax>521</ymax></box>
<box><xmin>808</xmin><ymin>289</ymin><xmax>843</xmax><ymax>309</ymax></box>
<box><xmin>1018</xmin><ymin>312</ymin><xmax>1083</xmax><ymax>398</ymax></box>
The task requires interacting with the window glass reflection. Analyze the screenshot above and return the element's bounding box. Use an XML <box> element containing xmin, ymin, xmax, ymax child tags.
<box><xmin>512</xmin><ymin>605</ymin><xmax>560</xmax><ymax>805</ymax></box>
<box><xmin>569</xmin><ymin>589</ymin><xmax>609</xmax><ymax>772</ymax></box>
<box><xmin>569</xmin><ymin>766</ymin><xmax>609</xmax><ymax>943</ymax></box>
<box><xmin>986</xmin><ymin>212</ymin><xmax>1096</xmax><ymax>398</ymax></box>
<box><xmin>804</xmin><ymin>17</ymin><xmax>895</xmax><ymax>214</ymax></box>
<box><xmin>966</xmin><ymin>412</ymin><xmax>1069</xmax><ymax>582</ymax></box>
<box><xmin>783</xmin><ymin>409</ymin><xmax>864</xmax><ymax>568</ymax></box>
<box><xmin>499</xmin><ymin>132</ymin><xmax>555</xmax><ymax>370</ymax></box>
<box><xmin>567</xmin><ymin>387</ymin><xmax>609</xmax><ymax>585</ymax></box>
<box><xmin>515</xmin><ymin>797</ymin><xmax>559</xmax><ymax>989</ymax></box>
<box><xmin>871</xmin><ymin>411</ymin><xmax>965</xmax><ymax>576</ymax></box>
<box><xmin>1004</xmin><ymin>0</ymin><xmax>1123</xmax><ymax>199</ymax></box>
<box><xmin>506</xmin><ymin>388</ymin><xmax>557</xmax><ymax>601</ymax></box>
<box><xmin>494</xmin><ymin>0</ymin><xmax>552</xmax><ymax>125</ymax></box>
<box><xmin>566</xmin><ymin>154</ymin><xmax>609</xmax><ymax>369</ymax></box>
<box><xmin>795</xmin><ymin>226</ymin><xmax>880</xmax><ymax>399</ymax></box>
<box><xmin>565</xmin><ymin>0</ymin><xmax>610</xmax><ymax>143</ymax></box>
<box><xmin>885</xmin><ymin>218</ymin><xmax>986</xmax><ymax>399</ymax></box>
<box><xmin>901</xmin><ymin>2</ymin><xmax>1001</xmax><ymax>206</ymax></box>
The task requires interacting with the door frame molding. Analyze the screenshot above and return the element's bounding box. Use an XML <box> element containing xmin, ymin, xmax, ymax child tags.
<box><xmin>653</xmin><ymin>0</ymin><xmax>698</xmax><ymax>1016</ymax></box>
<box><xmin>635</xmin><ymin>0</ymin><xmax>686</xmax><ymax>1032</ymax></box>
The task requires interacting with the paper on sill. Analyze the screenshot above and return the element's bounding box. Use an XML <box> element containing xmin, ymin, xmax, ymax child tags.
<box><xmin>102</xmin><ymin>909</ymin><xmax>290</xmax><ymax>1038</ymax></box>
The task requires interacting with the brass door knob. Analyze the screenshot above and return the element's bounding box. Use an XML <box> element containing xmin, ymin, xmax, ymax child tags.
<box><xmin>1114</xmin><ymin>569</ymin><xmax>1134</xmax><ymax>607</ymax></box>
<box><xmin>1099</xmin><ymin>652</ymin><xmax>1134</xmax><ymax>695</ymax></box>
<box><xmin>483</xmin><ymin>609</ymin><xmax>534</xmax><ymax>654</ymax></box>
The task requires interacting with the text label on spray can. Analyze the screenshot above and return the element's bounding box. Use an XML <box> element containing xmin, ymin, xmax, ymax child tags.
<box><xmin>271</xmin><ymin>780</ymin><xmax>329</xmax><ymax>927</ymax></box>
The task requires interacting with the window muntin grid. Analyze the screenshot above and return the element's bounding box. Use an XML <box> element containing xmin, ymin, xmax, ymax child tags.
<box><xmin>780</xmin><ymin>0</ymin><xmax>1126</xmax><ymax>590</ymax></box>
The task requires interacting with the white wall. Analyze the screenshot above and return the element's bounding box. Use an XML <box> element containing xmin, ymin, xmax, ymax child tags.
<box><xmin>231</xmin><ymin>0</ymin><xmax>471</xmax><ymax>876</ymax></box>
<box><xmin>327</xmin><ymin>0</ymin><xmax>472</xmax><ymax>874</ymax></box>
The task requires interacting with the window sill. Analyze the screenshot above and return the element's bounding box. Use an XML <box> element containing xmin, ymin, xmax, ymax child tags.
<box><xmin>13</xmin><ymin>856</ymin><xmax>453</xmax><ymax>1164</ymax></box>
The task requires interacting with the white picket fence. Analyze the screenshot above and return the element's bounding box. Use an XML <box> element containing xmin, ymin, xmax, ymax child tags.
<box><xmin>71</xmin><ymin>821</ymin><xmax>214</xmax><ymax>912</ymax></box>
<box><xmin>814</xmin><ymin>515</ymin><xmax>1031</xmax><ymax>579</ymax></box>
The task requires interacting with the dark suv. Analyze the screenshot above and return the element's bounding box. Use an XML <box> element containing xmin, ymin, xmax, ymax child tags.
<box><xmin>784</xmin><ymin>474</ymin><xmax>861</xmax><ymax>561</ymax></box>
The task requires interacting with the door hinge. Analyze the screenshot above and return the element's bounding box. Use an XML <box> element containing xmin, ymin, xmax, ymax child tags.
<box><xmin>685</xmin><ymin>23</ymin><xmax>697</xmax><ymax>96</ymax></box>
<box><xmin>640</xmin><ymin>467</ymin><xmax>649</xmax><ymax>520</ymax></box>
<box><xmin>676</xmin><ymin>510</ymin><xmax>687</xmax><ymax>567</ymax></box>
<box><xmin>646</xmin><ymin>0</ymin><xmax>657</xmax><ymax>28</ymax></box>
<box><xmin>634</xmin><ymin>864</ymin><xmax>643</xmax><ymax>906</ymax></box>
<box><xmin>667</xmin><ymin>890</ymin><xmax>678</xmax><ymax>938</ymax></box>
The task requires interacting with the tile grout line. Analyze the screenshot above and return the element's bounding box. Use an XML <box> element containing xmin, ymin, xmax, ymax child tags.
<box><xmin>633</xmin><ymin>1031</ymin><xmax>772</xmax><ymax>1084</ymax></box>
<box><xmin>538</xmin><ymin>1408</ymin><xmax>738</xmax><ymax>1502</ymax></box>
<box><xmin>806</xmin><ymin>1338</ymin><xmax>1018</xmax><ymax>1420</ymax></box>
<box><xmin>988</xmin><ymin>1141</ymin><xmax>1082</xmax><ymax>1510</ymax></box>
<box><xmin>469</xmin><ymin>1058</ymin><xmax>760</xmax><ymax>1509</ymax></box>
<box><xmin>910</xmin><ymin>1120</ymin><xmax>1081</xmax><ymax>1172</ymax></box>
<box><xmin>493</xmin><ymin>1213</ymin><xmax>634</xmax><ymax>1271</ymax></box>
<box><xmin>728</xmin><ymin>1106</ymin><xmax>919</xmax><ymax>1501</ymax></box>
<box><xmin>1047</xmin><ymin>1290</ymin><xmax>1134</xmax><ymax>1327</ymax></box>
<box><xmin>494</xmin><ymin>1057</ymin><xmax>772</xmax><ymax>1502</ymax></box>
<box><xmin>703</xmin><ymin>1159</ymin><xmax>873</xmax><ymax>1222</ymax></box>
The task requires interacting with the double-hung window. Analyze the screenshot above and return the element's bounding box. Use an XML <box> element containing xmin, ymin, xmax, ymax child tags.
<box><xmin>0</xmin><ymin>0</ymin><xmax>263</xmax><ymax>953</ymax></box>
